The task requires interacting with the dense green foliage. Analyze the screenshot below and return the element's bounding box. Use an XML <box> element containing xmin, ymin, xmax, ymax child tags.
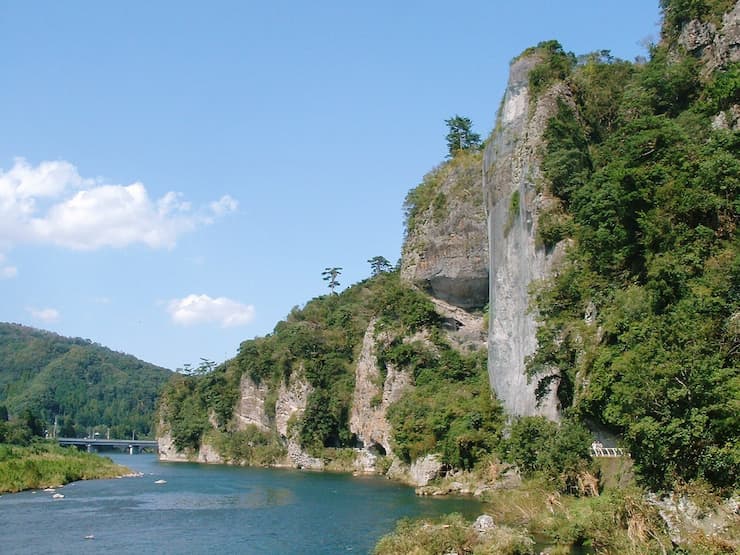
<box><xmin>210</xmin><ymin>425</ymin><xmax>286</xmax><ymax>466</ymax></box>
<box><xmin>528</xmin><ymin>23</ymin><xmax>739</xmax><ymax>490</ymax></box>
<box><xmin>0</xmin><ymin>441</ymin><xmax>128</xmax><ymax>493</ymax></box>
<box><xmin>502</xmin><ymin>416</ymin><xmax>593</xmax><ymax>492</ymax></box>
<box><xmin>0</xmin><ymin>324</ymin><xmax>172</xmax><ymax>439</ymax></box>
<box><xmin>385</xmin><ymin>339</ymin><xmax>502</xmax><ymax>470</ymax></box>
<box><xmin>403</xmin><ymin>149</ymin><xmax>482</xmax><ymax>237</ymax></box>
<box><xmin>0</xmin><ymin>406</ymin><xmax>45</xmax><ymax>445</ymax></box>
<box><xmin>521</xmin><ymin>40</ymin><xmax>577</xmax><ymax>100</ymax></box>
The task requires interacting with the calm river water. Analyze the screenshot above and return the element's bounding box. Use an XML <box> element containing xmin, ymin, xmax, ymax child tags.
<box><xmin>0</xmin><ymin>454</ymin><xmax>484</xmax><ymax>554</ymax></box>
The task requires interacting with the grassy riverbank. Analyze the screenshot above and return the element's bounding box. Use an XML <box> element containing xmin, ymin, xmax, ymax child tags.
<box><xmin>374</xmin><ymin>479</ymin><xmax>739</xmax><ymax>554</ymax></box>
<box><xmin>0</xmin><ymin>442</ymin><xmax>131</xmax><ymax>493</ymax></box>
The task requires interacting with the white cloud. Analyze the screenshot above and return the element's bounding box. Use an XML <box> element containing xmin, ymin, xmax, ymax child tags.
<box><xmin>166</xmin><ymin>294</ymin><xmax>255</xmax><ymax>328</ymax></box>
<box><xmin>27</xmin><ymin>307</ymin><xmax>60</xmax><ymax>323</ymax></box>
<box><xmin>0</xmin><ymin>158</ymin><xmax>237</xmax><ymax>250</ymax></box>
<box><xmin>1</xmin><ymin>157</ymin><xmax>90</xmax><ymax>199</ymax></box>
<box><xmin>210</xmin><ymin>195</ymin><xmax>238</xmax><ymax>216</ymax></box>
<box><xmin>0</xmin><ymin>253</ymin><xmax>17</xmax><ymax>278</ymax></box>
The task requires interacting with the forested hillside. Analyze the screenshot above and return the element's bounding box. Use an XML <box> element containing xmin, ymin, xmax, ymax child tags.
<box><xmin>160</xmin><ymin>270</ymin><xmax>499</xmax><ymax>471</ymax></box>
<box><xmin>0</xmin><ymin>323</ymin><xmax>172</xmax><ymax>438</ymax></box>
<box><xmin>526</xmin><ymin>0</ymin><xmax>739</xmax><ymax>490</ymax></box>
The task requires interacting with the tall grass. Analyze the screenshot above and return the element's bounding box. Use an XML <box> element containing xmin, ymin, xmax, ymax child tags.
<box><xmin>0</xmin><ymin>442</ymin><xmax>130</xmax><ymax>493</ymax></box>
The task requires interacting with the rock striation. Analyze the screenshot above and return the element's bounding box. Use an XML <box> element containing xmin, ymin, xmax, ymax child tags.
<box><xmin>349</xmin><ymin>320</ymin><xmax>412</xmax><ymax>457</ymax></box>
<box><xmin>401</xmin><ymin>150</ymin><xmax>489</xmax><ymax>309</ymax></box>
<box><xmin>483</xmin><ymin>53</ymin><xmax>571</xmax><ymax>420</ymax></box>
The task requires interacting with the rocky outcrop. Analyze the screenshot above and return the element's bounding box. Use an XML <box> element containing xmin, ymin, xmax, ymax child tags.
<box><xmin>349</xmin><ymin>320</ymin><xmax>413</xmax><ymax>458</ymax></box>
<box><xmin>386</xmin><ymin>454</ymin><xmax>445</xmax><ymax>487</ymax></box>
<box><xmin>649</xmin><ymin>493</ymin><xmax>740</xmax><ymax>548</ymax></box>
<box><xmin>274</xmin><ymin>372</ymin><xmax>311</xmax><ymax>438</ymax></box>
<box><xmin>157</xmin><ymin>428</ymin><xmax>222</xmax><ymax>463</ymax></box>
<box><xmin>677</xmin><ymin>1</ymin><xmax>740</xmax><ymax>77</ymax></box>
<box><xmin>158</xmin><ymin>368</ymin><xmax>321</xmax><ymax>468</ymax></box>
<box><xmin>234</xmin><ymin>377</ymin><xmax>271</xmax><ymax>431</ymax></box>
<box><xmin>483</xmin><ymin>53</ymin><xmax>570</xmax><ymax>420</ymax></box>
<box><xmin>401</xmin><ymin>150</ymin><xmax>489</xmax><ymax>309</ymax></box>
<box><xmin>157</xmin><ymin>428</ymin><xmax>191</xmax><ymax>462</ymax></box>
<box><xmin>429</xmin><ymin>296</ymin><xmax>487</xmax><ymax>351</ymax></box>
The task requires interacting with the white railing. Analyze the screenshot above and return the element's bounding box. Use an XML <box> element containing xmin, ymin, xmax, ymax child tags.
<box><xmin>591</xmin><ymin>446</ymin><xmax>628</xmax><ymax>458</ymax></box>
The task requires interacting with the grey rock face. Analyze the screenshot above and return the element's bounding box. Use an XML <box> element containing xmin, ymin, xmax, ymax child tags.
<box><xmin>401</xmin><ymin>151</ymin><xmax>489</xmax><ymax>309</ymax></box>
<box><xmin>483</xmin><ymin>53</ymin><xmax>569</xmax><ymax>420</ymax></box>
<box><xmin>678</xmin><ymin>1</ymin><xmax>740</xmax><ymax>77</ymax></box>
<box><xmin>234</xmin><ymin>377</ymin><xmax>271</xmax><ymax>431</ymax></box>
<box><xmin>349</xmin><ymin>320</ymin><xmax>412</xmax><ymax>457</ymax></box>
<box><xmin>408</xmin><ymin>453</ymin><xmax>444</xmax><ymax>487</ymax></box>
<box><xmin>473</xmin><ymin>514</ymin><xmax>495</xmax><ymax>533</ymax></box>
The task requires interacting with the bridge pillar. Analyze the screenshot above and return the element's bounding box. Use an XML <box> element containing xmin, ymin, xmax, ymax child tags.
<box><xmin>86</xmin><ymin>444</ymin><xmax>93</xmax><ymax>453</ymax></box>
<box><xmin>129</xmin><ymin>445</ymin><xmax>134</xmax><ymax>455</ymax></box>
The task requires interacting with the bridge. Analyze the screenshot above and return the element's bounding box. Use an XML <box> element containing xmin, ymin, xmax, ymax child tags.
<box><xmin>591</xmin><ymin>446</ymin><xmax>628</xmax><ymax>458</ymax></box>
<box><xmin>58</xmin><ymin>437</ymin><xmax>158</xmax><ymax>454</ymax></box>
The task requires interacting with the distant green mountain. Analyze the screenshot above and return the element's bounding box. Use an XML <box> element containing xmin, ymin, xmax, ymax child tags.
<box><xmin>0</xmin><ymin>323</ymin><xmax>172</xmax><ymax>439</ymax></box>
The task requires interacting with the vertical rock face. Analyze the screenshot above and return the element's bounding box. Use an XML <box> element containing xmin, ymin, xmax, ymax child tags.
<box><xmin>349</xmin><ymin>320</ymin><xmax>413</xmax><ymax>456</ymax></box>
<box><xmin>677</xmin><ymin>1</ymin><xmax>740</xmax><ymax>77</ymax></box>
<box><xmin>401</xmin><ymin>151</ymin><xmax>489</xmax><ymax>309</ymax></box>
<box><xmin>484</xmin><ymin>53</ymin><xmax>570</xmax><ymax>420</ymax></box>
<box><xmin>234</xmin><ymin>377</ymin><xmax>271</xmax><ymax>431</ymax></box>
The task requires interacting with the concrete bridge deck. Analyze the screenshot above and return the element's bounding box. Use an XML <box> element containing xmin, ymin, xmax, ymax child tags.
<box><xmin>58</xmin><ymin>437</ymin><xmax>158</xmax><ymax>453</ymax></box>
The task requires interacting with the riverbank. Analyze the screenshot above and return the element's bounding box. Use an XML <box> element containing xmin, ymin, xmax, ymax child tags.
<box><xmin>0</xmin><ymin>442</ymin><xmax>132</xmax><ymax>493</ymax></box>
<box><xmin>374</xmin><ymin>477</ymin><xmax>740</xmax><ymax>554</ymax></box>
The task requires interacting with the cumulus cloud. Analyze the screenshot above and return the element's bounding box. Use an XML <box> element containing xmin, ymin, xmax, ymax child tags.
<box><xmin>166</xmin><ymin>294</ymin><xmax>255</xmax><ymax>328</ymax></box>
<box><xmin>27</xmin><ymin>307</ymin><xmax>60</xmax><ymax>323</ymax></box>
<box><xmin>0</xmin><ymin>158</ymin><xmax>238</xmax><ymax>250</ymax></box>
<box><xmin>1</xmin><ymin>157</ymin><xmax>91</xmax><ymax>199</ymax></box>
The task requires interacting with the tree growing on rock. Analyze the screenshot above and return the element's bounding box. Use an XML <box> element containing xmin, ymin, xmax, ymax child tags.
<box><xmin>368</xmin><ymin>255</ymin><xmax>392</xmax><ymax>276</ymax></box>
<box><xmin>445</xmin><ymin>115</ymin><xmax>481</xmax><ymax>157</ymax></box>
<box><xmin>322</xmin><ymin>267</ymin><xmax>342</xmax><ymax>294</ymax></box>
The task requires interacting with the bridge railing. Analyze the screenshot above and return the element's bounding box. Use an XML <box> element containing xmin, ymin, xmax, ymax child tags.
<box><xmin>591</xmin><ymin>446</ymin><xmax>628</xmax><ymax>458</ymax></box>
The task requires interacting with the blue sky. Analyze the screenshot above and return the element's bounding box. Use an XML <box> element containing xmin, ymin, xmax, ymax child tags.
<box><xmin>0</xmin><ymin>1</ymin><xmax>661</xmax><ymax>370</ymax></box>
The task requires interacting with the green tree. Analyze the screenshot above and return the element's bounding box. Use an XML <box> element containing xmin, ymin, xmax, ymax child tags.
<box><xmin>322</xmin><ymin>267</ymin><xmax>342</xmax><ymax>294</ymax></box>
<box><xmin>444</xmin><ymin>115</ymin><xmax>481</xmax><ymax>157</ymax></box>
<box><xmin>367</xmin><ymin>256</ymin><xmax>392</xmax><ymax>276</ymax></box>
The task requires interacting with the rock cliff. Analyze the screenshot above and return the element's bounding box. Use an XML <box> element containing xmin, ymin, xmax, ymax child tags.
<box><xmin>158</xmin><ymin>369</ymin><xmax>323</xmax><ymax>469</ymax></box>
<box><xmin>401</xmin><ymin>150</ymin><xmax>489</xmax><ymax>309</ymax></box>
<box><xmin>349</xmin><ymin>320</ymin><xmax>412</xmax><ymax>457</ymax></box>
<box><xmin>483</xmin><ymin>53</ymin><xmax>570</xmax><ymax>420</ymax></box>
<box><xmin>676</xmin><ymin>1</ymin><xmax>739</xmax><ymax>78</ymax></box>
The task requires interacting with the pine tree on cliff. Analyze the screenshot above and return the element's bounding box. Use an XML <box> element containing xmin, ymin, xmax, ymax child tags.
<box><xmin>322</xmin><ymin>267</ymin><xmax>342</xmax><ymax>294</ymax></box>
<box><xmin>445</xmin><ymin>115</ymin><xmax>481</xmax><ymax>157</ymax></box>
<box><xmin>367</xmin><ymin>256</ymin><xmax>392</xmax><ymax>276</ymax></box>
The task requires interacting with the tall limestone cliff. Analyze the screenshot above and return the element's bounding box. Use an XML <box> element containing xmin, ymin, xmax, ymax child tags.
<box><xmin>483</xmin><ymin>52</ymin><xmax>571</xmax><ymax>420</ymax></box>
<box><xmin>401</xmin><ymin>150</ymin><xmax>489</xmax><ymax>310</ymax></box>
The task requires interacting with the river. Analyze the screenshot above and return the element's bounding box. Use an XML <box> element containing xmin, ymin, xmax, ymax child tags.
<box><xmin>0</xmin><ymin>454</ymin><xmax>484</xmax><ymax>554</ymax></box>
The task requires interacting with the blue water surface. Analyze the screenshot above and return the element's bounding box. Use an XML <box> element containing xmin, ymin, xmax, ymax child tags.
<box><xmin>0</xmin><ymin>454</ymin><xmax>483</xmax><ymax>554</ymax></box>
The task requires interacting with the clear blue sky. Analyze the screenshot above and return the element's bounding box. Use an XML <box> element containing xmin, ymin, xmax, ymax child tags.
<box><xmin>0</xmin><ymin>1</ymin><xmax>661</xmax><ymax>370</ymax></box>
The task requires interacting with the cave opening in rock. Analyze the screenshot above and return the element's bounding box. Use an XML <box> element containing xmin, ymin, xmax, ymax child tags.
<box><xmin>368</xmin><ymin>443</ymin><xmax>386</xmax><ymax>456</ymax></box>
